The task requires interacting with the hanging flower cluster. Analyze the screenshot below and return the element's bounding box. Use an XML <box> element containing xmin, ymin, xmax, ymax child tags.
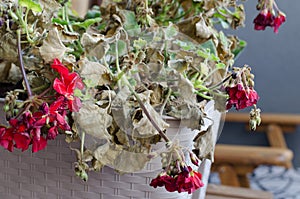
<box><xmin>150</xmin><ymin>143</ymin><xmax>204</xmax><ymax>194</ymax></box>
<box><xmin>226</xmin><ymin>83</ymin><xmax>259</xmax><ymax>110</ymax></box>
<box><xmin>0</xmin><ymin>59</ymin><xmax>84</xmax><ymax>153</ymax></box>
<box><xmin>253</xmin><ymin>0</ymin><xmax>286</xmax><ymax>33</ymax></box>
<box><xmin>225</xmin><ymin>66</ymin><xmax>259</xmax><ymax>110</ymax></box>
<box><xmin>150</xmin><ymin>164</ymin><xmax>204</xmax><ymax>194</ymax></box>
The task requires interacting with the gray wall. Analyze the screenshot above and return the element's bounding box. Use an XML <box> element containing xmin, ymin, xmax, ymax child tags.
<box><xmin>218</xmin><ymin>0</ymin><xmax>300</xmax><ymax>166</ymax></box>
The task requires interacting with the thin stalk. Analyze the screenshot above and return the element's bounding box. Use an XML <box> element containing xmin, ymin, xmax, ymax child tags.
<box><xmin>114</xmin><ymin>29</ymin><xmax>170</xmax><ymax>143</ymax></box>
<box><xmin>160</xmin><ymin>89</ymin><xmax>172</xmax><ymax>116</ymax></box>
<box><xmin>17</xmin><ymin>29</ymin><xmax>33</xmax><ymax>98</ymax></box>
<box><xmin>81</xmin><ymin>131</ymin><xmax>85</xmax><ymax>157</ymax></box>
<box><xmin>15</xmin><ymin>7</ymin><xmax>34</xmax><ymax>43</ymax></box>
<box><xmin>208</xmin><ymin>74</ymin><xmax>232</xmax><ymax>90</ymax></box>
<box><xmin>126</xmin><ymin>81</ymin><xmax>170</xmax><ymax>143</ymax></box>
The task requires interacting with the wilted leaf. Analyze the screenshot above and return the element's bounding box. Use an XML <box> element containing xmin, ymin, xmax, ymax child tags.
<box><xmin>39</xmin><ymin>0</ymin><xmax>61</xmax><ymax>22</ymax></box>
<box><xmin>108</xmin><ymin>40</ymin><xmax>128</xmax><ymax>56</ymax></box>
<box><xmin>164</xmin><ymin>24</ymin><xmax>178</xmax><ymax>40</ymax></box>
<box><xmin>81</xmin><ymin>32</ymin><xmax>109</xmax><ymax>59</ymax></box>
<box><xmin>195</xmin><ymin>16</ymin><xmax>212</xmax><ymax>39</ymax></box>
<box><xmin>78</xmin><ymin>58</ymin><xmax>110</xmax><ymax>86</ymax></box>
<box><xmin>113</xmin><ymin>150</ymin><xmax>150</xmax><ymax>172</ymax></box>
<box><xmin>132</xmin><ymin>92</ymin><xmax>169</xmax><ymax>139</ymax></box>
<box><xmin>93</xmin><ymin>142</ymin><xmax>122</xmax><ymax>166</ymax></box>
<box><xmin>121</xmin><ymin>10</ymin><xmax>141</xmax><ymax>36</ymax></box>
<box><xmin>115</xmin><ymin>130</ymin><xmax>130</xmax><ymax>146</ymax></box>
<box><xmin>168</xmin><ymin>59</ymin><xmax>189</xmax><ymax>73</ymax></box>
<box><xmin>193</xmin><ymin>101</ymin><xmax>222</xmax><ymax>161</ymax></box>
<box><xmin>60</xmin><ymin>31</ymin><xmax>79</xmax><ymax>43</ymax></box>
<box><xmin>177</xmin><ymin>16</ymin><xmax>210</xmax><ymax>44</ymax></box>
<box><xmin>72</xmin><ymin>102</ymin><xmax>112</xmax><ymax>141</ymax></box>
<box><xmin>39</xmin><ymin>28</ymin><xmax>70</xmax><ymax>63</ymax></box>
<box><xmin>0</xmin><ymin>33</ymin><xmax>18</xmax><ymax>63</ymax></box>
<box><xmin>177</xmin><ymin>74</ymin><xmax>196</xmax><ymax>103</ymax></box>
<box><xmin>0</xmin><ymin>62</ymin><xmax>22</xmax><ymax>84</ymax></box>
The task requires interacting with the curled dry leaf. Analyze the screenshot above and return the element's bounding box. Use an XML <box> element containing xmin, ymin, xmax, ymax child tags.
<box><xmin>132</xmin><ymin>91</ymin><xmax>169</xmax><ymax>138</ymax></box>
<box><xmin>93</xmin><ymin>142</ymin><xmax>122</xmax><ymax>167</ymax></box>
<box><xmin>78</xmin><ymin>58</ymin><xmax>111</xmax><ymax>86</ymax></box>
<box><xmin>39</xmin><ymin>28</ymin><xmax>70</xmax><ymax>63</ymax></box>
<box><xmin>81</xmin><ymin>33</ymin><xmax>110</xmax><ymax>60</ymax></box>
<box><xmin>0</xmin><ymin>33</ymin><xmax>18</xmax><ymax>63</ymax></box>
<box><xmin>72</xmin><ymin>102</ymin><xmax>112</xmax><ymax>141</ymax></box>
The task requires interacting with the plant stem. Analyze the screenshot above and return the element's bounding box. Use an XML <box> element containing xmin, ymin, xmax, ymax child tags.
<box><xmin>17</xmin><ymin>29</ymin><xmax>33</xmax><ymax>98</ymax></box>
<box><xmin>114</xmin><ymin>30</ymin><xmax>170</xmax><ymax>143</ymax></box>
<box><xmin>126</xmin><ymin>81</ymin><xmax>170</xmax><ymax>143</ymax></box>
<box><xmin>81</xmin><ymin>131</ymin><xmax>85</xmax><ymax>157</ymax></box>
<box><xmin>160</xmin><ymin>88</ymin><xmax>172</xmax><ymax>115</ymax></box>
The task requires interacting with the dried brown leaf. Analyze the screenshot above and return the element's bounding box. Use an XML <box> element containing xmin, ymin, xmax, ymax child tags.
<box><xmin>39</xmin><ymin>28</ymin><xmax>70</xmax><ymax>63</ymax></box>
<box><xmin>78</xmin><ymin>58</ymin><xmax>111</xmax><ymax>86</ymax></box>
<box><xmin>0</xmin><ymin>33</ymin><xmax>18</xmax><ymax>63</ymax></box>
<box><xmin>72</xmin><ymin>102</ymin><xmax>112</xmax><ymax>141</ymax></box>
<box><xmin>81</xmin><ymin>33</ymin><xmax>110</xmax><ymax>60</ymax></box>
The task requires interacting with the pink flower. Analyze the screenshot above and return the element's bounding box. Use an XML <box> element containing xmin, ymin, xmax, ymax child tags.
<box><xmin>226</xmin><ymin>84</ymin><xmax>259</xmax><ymax>110</ymax></box>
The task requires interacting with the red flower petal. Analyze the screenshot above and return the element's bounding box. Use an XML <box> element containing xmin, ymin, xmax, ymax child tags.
<box><xmin>32</xmin><ymin>136</ymin><xmax>47</xmax><ymax>153</ymax></box>
<box><xmin>53</xmin><ymin>78</ymin><xmax>69</xmax><ymax>96</ymax></box>
<box><xmin>51</xmin><ymin>59</ymin><xmax>70</xmax><ymax>77</ymax></box>
<box><xmin>14</xmin><ymin>133</ymin><xmax>31</xmax><ymax>151</ymax></box>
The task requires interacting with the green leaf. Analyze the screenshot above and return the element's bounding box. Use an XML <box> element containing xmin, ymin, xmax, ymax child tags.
<box><xmin>122</xmin><ymin>10</ymin><xmax>140</xmax><ymax>36</ymax></box>
<box><xmin>73</xmin><ymin>17</ymin><xmax>102</xmax><ymax>30</ymax></box>
<box><xmin>233</xmin><ymin>39</ymin><xmax>247</xmax><ymax>59</ymax></box>
<box><xmin>164</xmin><ymin>25</ymin><xmax>178</xmax><ymax>40</ymax></box>
<box><xmin>219</xmin><ymin>31</ymin><xmax>228</xmax><ymax>50</ymax></box>
<box><xmin>200</xmin><ymin>39</ymin><xmax>217</xmax><ymax>56</ymax></box>
<box><xmin>52</xmin><ymin>18</ymin><xmax>69</xmax><ymax>26</ymax></box>
<box><xmin>74</xmin><ymin>88</ymin><xmax>83</xmax><ymax>97</ymax></box>
<box><xmin>133</xmin><ymin>38</ymin><xmax>147</xmax><ymax>50</ymax></box>
<box><xmin>196</xmin><ymin>49</ymin><xmax>209</xmax><ymax>59</ymax></box>
<box><xmin>173</xmin><ymin>40</ymin><xmax>196</xmax><ymax>51</ymax></box>
<box><xmin>85</xmin><ymin>8</ymin><xmax>101</xmax><ymax>19</ymax></box>
<box><xmin>109</xmin><ymin>40</ymin><xmax>127</xmax><ymax>56</ymax></box>
<box><xmin>216</xmin><ymin>62</ymin><xmax>226</xmax><ymax>69</ymax></box>
<box><xmin>19</xmin><ymin>0</ymin><xmax>42</xmax><ymax>13</ymax></box>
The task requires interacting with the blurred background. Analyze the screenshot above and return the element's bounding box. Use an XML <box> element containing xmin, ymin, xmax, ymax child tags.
<box><xmin>217</xmin><ymin>0</ymin><xmax>300</xmax><ymax>167</ymax></box>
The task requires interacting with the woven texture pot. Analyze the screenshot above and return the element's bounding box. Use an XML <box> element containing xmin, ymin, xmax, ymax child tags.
<box><xmin>0</xmin><ymin>99</ymin><xmax>213</xmax><ymax>199</ymax></box>
<box><xmin>0</xmin><ymin>99</ymin><xmax>222</xmax><ymax>199</ymax></box>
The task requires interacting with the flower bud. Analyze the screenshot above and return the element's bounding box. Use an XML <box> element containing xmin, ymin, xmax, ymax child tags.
<box><xmin>3</xmin><ymin>104</ymin><xmax>10</xmax><ymax>112</ymax></box>
<box><xmin>189</xmin><ymin>152</ymin><xmax>199</xmax><ymax>166</ymax></box>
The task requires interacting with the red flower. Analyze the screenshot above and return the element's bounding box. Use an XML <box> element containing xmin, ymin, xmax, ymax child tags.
<box><xmin>150</xmin><ymin>172</ymin><xmax>177</xmax><ymax>192</ymax></box>
<box><xmin>40</xmin><ymin>99</ymin><xmax>70</xmax><ymax>140</ymax></box>
<box><xmin>273</xmin><ymin>12</ymin><xmax>286</xmax><ymax>33</ymax></box>
<box><xmin>0</xmin><ymin>127</ymin><xmax>14</xmax><ymax>152</ymax></box>
<box><xmin>253</xmin><ymin>9</ymin><xmax>275</xmax><ymax>31</ymax></box>
<box><xmin>176</xmin><ymin>166</ymin><xmax>204</xmax><ymax>194</ymax></box>
<box><xmin>32</xmin><ymin>136</ymin><xmax>47</xmax><ymax>153</ymax></box>
<box><xmin>226</xmin><ymin>84</ymin><xmax>259</xmax><ymax>110</ymax></box>
<box><xmin>51</xmin><ymin>59</ymin><xmax>84</xmax><ymax>112</ymax></box>
<box><xmin>150</xmin><ymin>167</ymin><xmax>204</xmax><ymax>194</ymax></box>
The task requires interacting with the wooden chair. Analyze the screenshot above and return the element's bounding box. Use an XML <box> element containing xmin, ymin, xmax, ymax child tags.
<box><xmin>206</xmin><ymin>184</ymin><xmax>273</xmax><ymax>199</ymax></box>
<box><xmin>212</xmin><ymin>113</ymin><xmax>299</xmax><ymax>188</ymax></box>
